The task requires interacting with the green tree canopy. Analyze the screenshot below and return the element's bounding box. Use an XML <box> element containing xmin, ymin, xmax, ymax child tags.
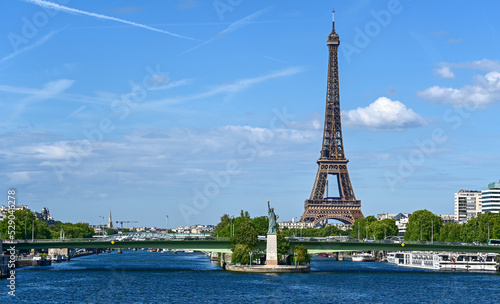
<box><xmin>439</xmin><ymin>222</ymin><xmax>462</xmax><ymax>242</ymax></box>
<box><xmin>404</xmin><ymin>210</ymin><xmax>443</xmax><ymax>241</ymax></box>
<box><xmin>293</xmin><ymin>245</ymin><xmax>311</xmax><ymax>265</ymax></box>
<box><xmin>276</xmin><ymin>231</ymin><xmax>290</xmax><ymax>255</ymax></box>
<box><xmin>370</xmin><ymin>218</ymin><xmax>399</xmax><ymax>240</ymax></box>
<box><xmin>231</xmin><ymin>220</ymin><xmax>258</xmax><ymax>250</ymax></box>
<box><xmin>0</xmin><ymin>209</ymin><xmax>50</xmax><ymax>239</ymax></box>
<box><xmin>460</xmin><ymin>212</ymin><xmax>500</xmax><ymax>243</ymax></box>
<box><xmin>349</xmin><ymin>216</ymin><xmax>377</xmax><ymax>239</ymax></box>
<box><xmin>231</xmin><ymin>244</ymin><xmax>252</xmax><ymax>265</ymax></box>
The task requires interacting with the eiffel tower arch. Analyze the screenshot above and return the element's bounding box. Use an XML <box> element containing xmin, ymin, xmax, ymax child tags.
<box><xmin>300</xmin><ymin>9</ymin><xmax>364</xmax><ymax>226</ymax></box>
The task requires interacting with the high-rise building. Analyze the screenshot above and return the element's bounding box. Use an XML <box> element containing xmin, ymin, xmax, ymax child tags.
<box><xmin>481</xmin><ymin>180</ymin><xmax>500</xmax><ymax>214</ymax></box>
<box><xmin>454</xmin><ymin>190</ymin><xmax>481</xmax><ymax>224</ymax></box>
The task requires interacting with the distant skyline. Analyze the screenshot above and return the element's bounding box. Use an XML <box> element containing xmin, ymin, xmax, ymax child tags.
<box><xmin>1</xmin><ymin>1</ymin><xmax>499</xmax><ymax>228</ymax></box>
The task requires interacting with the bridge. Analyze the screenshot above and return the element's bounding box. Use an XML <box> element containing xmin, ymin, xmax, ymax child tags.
<box><xmin>3</xmin><ymin>235</ymin><xmax>500</xmax><ymax>254</ymax></box>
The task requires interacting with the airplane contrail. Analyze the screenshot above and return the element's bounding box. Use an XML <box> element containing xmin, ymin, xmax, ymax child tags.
<box><xmin>23</xmin><ymin>0</ymin><xmax>198</xmax><ymax>41</ymax></box>
<box><xmin>182</xmin><ymin>6</ymin><xmax>273</xmax><ymax>54</ymax></box>
<box><xmin>0</xmin><ymin>30</ymin><xmax>58</xmax><ymax>63</ymax></box>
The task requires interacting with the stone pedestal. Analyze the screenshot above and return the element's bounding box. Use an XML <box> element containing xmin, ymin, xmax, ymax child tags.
<box><xmin>266</xmin><ymin>233</ymin><xmax>278</xmax><ymax>265</ymax></box>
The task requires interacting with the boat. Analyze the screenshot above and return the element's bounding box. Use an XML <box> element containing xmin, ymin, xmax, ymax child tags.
<box><xmin>352</xmin><ymin>252</ymin><xmax>375</xmax><ymax>262</ymax></box>
<box><xmin>32</xmin><ymin>256</ymin><xmax>52</xmax><ymax>266</ymax></box>
<box><xmin>50</xmin><ymin>254</ymin><xmax>62</xmax><ymax>263</ymax></box>
<box><xmin>394</xmin><ymin>252</ymin><xmax>499</xmax><ymax>271</ymax></box>
<box><xmin>0</xmin><ymin>255</ymin><xmax>10</xmax><ymax>278</ymax></box>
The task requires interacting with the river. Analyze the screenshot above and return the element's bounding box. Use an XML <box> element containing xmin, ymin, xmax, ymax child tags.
<box><xmin>2</xmin><ymin>250</ymin><xmax>499</xmax><ymax>303</ymax></box>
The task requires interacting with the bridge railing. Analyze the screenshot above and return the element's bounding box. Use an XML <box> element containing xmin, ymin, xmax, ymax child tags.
<box><xmin>1</xmin><ymin>236</ymin><xmax>231</xmax><ymax>243</ymax></box>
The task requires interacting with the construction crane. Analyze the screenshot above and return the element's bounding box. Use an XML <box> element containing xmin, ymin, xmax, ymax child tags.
<box><xmin>115</xmin><ymin>220</ymin><xmax>138</xmax><ymax>228</ymax></box>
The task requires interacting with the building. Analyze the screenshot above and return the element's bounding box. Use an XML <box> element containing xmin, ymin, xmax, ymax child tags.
<box><xmin>278</xmin><ymin>221</ymin><xmax>315</xmax><ymax>231</ymax></box>
<box><xmin>0</xmin><ymin>205</ymin><xmax>54</xmax><ymax>225</ymax></box>
<box><xmin>481</xmin><ymin>180</ymin><xmax>500</xmax><ymax>214</ymax></box>
<box><xmin>0</xmin><ymin>205</ymin><xmax>29</xmax><ymax>221</ymax></box>
<box><xmin>440</xmin><ymin>214</ymin><xmax>455</xmax><ymax>224</ymax></box>
<box><xmin>35</xmin><ymin>207</ymin><xmax>55</xmax><ymax>225</ymax></box>
<box><xmin>454</xmin><ymin>190</ymin><xmax>482</xmax><ymax>223</ymax></box>
<box><xmin>377</xmin><ymin>213</ymin><xmax>411</xmax><ymax>236</ymax></box>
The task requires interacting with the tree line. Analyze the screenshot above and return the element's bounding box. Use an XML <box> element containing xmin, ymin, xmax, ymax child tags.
<box><xmin>404</xmin><ymin>210</ymin><xmax>500</xmax><ymax>242</ymax></box>
<box><xmin>0</xmin><ymin>209</ymin><xmax>94</xmax><ymax>239</ymax></box>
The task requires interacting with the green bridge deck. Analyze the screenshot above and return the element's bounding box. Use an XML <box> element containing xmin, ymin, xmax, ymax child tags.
<box><xmin>3</xmin><ymin>239</ymin><xmax>500</xmax><ymax>254</ymax></box>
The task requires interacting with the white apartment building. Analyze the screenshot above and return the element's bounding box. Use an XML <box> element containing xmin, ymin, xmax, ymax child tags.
<box><xmin>454</xmin><ymin>190</ymin><xmax>482</xmax><ymax>224</ymax></box>
<box><xmin>481</xmin><ymin>180</ymin><xmax>500</xmax><ymax>214</ymax></box>
<box><xmin>377</xmin><ymin>213</ymin><xmax>411</xmax><ymax>236</ymax></box>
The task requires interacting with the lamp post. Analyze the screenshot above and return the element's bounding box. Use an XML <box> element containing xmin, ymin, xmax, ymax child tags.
<box><xmin>420</xmin><ymin>221</ymin><xmax>423</xmax><ymax>241</ymax></box>
<box><xmin>166</xmin><ymin>215</ymin><xmax>169</xmax><ymax>233</ymax></box>
<box><xmin>32</xmin><ymin>219</ymin><xmax>35</xmax><ymax>241</ymax></box>
<box><xmin>294</xmin><ymin>252</ymin><xmax>298</xmax><ymax>267</ymax></box>
<box><xmin>431</xmin><ymin>219</ymin><xmax>434</xmax><ymax>243</ymax></box>
<box><xmin>293</xmin><ymin>217</ymin><xmax>298</xmax><ymax>237</ymax></box>
<box><xmin>99</xmin><ymin>216</ymin><xmax>103</xmax><ymax>235</ymax></box>
<box><xmin>249</xmin><ymin>252</ymin><xmax>253</xmax><ymax>266</ymax></box>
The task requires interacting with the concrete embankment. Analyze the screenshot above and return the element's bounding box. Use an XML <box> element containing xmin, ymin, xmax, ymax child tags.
<box><xmin>226</xmin><ymin>264</ymin><xmax>310</xmax><ymax>273</ymax></box>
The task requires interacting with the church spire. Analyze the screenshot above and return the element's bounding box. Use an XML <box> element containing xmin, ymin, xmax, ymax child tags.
<box><xmin>107</xmin><ymin>210</ymin><xmax>113</xmax><ymax>228</ymax></box>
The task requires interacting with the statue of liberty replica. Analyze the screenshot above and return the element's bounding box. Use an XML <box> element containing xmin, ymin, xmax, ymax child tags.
<box><xmin>266</xmin><ymin>201</ymin><xmax>278</xmax><ymax>265</ymax></box>
<box><xmin>267</xmin><ymin>201</ymin><xmax>278</xmax><ymax>233</ymax></box>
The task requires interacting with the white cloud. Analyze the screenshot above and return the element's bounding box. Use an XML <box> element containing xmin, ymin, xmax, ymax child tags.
<box><xmin>435</xmin><ymin>66</ymin><xmax>455</xmax><ymax>79</ymax></box>
<box><xmin>418</xmin><ymin>71</ymin><xmax>500</xmax><ymax>108</ymax></box>
<box><xmin>343</xmin><ymin>97</ymin><xmax>427</xmax><ymax>131</ymax></box>
<box><xmin>9</xmin><ymin>171</ymin><xmax>32</xmax><ymax>184</ymax></box>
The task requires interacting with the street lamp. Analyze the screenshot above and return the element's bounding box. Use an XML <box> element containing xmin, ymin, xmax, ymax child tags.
<box><xmin>249</xmin><ymin>252</ymin><xmax>253</xmax><ymax>266</ymax></box>
<box><xmin>420</xmin><ymin>221</ymin><xmax>423</xmax><ymax>241</ymax></box>
<box><xmin>293</xmin><ymin>217</ymin><xmax>298</xmax><ymax>237</ymax></box>
<box><xmin>166</xmin><ymin>215</ymin><xmax>169</xmax><ymax>233</ymax></box>
<box><xmin>431</xmin><ymin>219</ymin><xmax>434</xmax><ymax>243</ymax></box>
<box><xmin>294</xmin><ymin>252</ymin><xmax>298</xmax><ymax>267</ymax></box>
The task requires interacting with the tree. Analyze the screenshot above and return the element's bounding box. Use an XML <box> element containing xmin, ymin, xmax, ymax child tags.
<box><xmin>370</xmin><ymin>218</ymin><xmax>399</xmax><ymax>240</ymax></box>
<box><xmin>213</xmin><ymin>214</ymin><xmax>231</xmax><ymax>237</ymax></box>
<box><xmin>231</xmin><ymin>244</ymin><xmax>252</xmax><ymax>264</ymax></box>
<box><xmin>439</xmin><ymin>222</ymin><xmax>462</xmax><ymax>242</ymax></box>
<box><xmin>231</xmin><ymin>221</ymin><xmax>257</xmax><ymax>250</ymax></box>
<box><xmin>404</xmin><ymin>210</ymin><xmax>442</xmax><ymax>241</ymax></box>
<box><xmin>293</xmin><ymin>245</ymin><xmax>311</xmax><ymax>265</ymax></box>
<box><xmin>252</xmin><ymin>216</ymin><xmax>269</xmax><ymax>236</ymax></box>
<box><xmin>106</xmin><ymin>228</ymin><xmax>118</xmax><ymax>235</ymax></box>
<box><xmin>276</xmin><ymin>231</ymin><xmax>290</xmax><ymax>255</ymax></box>
<box><xmin>460</xmin><ymin>212</ymin><xmax>500</xmax><ymax>243</ymax></box>
<box><xmin>349</xmin><ymin>216</ymin><xmax>377</xmax><ymax>239</ymax></box>
<box><xmin>240</xmin><ymin>210</ymin><xmax>250</xmax><ymax>219</ymax></box>
<box><xmin>0</xmin><ymin>209</ymin><xmax>50</xmax><ymax>239</ymax></box>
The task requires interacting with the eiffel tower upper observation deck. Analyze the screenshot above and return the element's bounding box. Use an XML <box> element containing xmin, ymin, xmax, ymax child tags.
<box><xmin>300</xmin><ymin>9</ymin><xmax>364</xmax><ymax>225</ymax></box>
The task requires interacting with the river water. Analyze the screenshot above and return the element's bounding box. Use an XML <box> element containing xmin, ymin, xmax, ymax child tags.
<box><xmin>2</xmin><ymin>250</ymin><xmax>499</xmax><ymax>303</ymax></box>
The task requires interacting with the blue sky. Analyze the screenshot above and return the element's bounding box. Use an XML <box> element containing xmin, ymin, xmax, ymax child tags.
<box><xmin>1</xmin><ymin>0</ymin><xmax>500</xmax><ymax>228</ymax></box>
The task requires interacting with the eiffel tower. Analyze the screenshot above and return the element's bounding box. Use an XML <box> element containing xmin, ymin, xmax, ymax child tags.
<box><xmin>300</xmin><ymin>9</ymin><xmax>364</xmax><ymax>225</ymax></box>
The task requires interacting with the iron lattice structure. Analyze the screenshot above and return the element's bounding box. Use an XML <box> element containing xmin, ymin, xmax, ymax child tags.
<box><xmin>300</xmin><ymin>10</ymin><xmax>364</xmax><ymax>225</ymax></box>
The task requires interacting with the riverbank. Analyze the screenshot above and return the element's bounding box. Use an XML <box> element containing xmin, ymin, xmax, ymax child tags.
<box><xmin>226</xmin><ymin>264</ymin><xmax>310</xmax><ymax>273</ymax></box>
